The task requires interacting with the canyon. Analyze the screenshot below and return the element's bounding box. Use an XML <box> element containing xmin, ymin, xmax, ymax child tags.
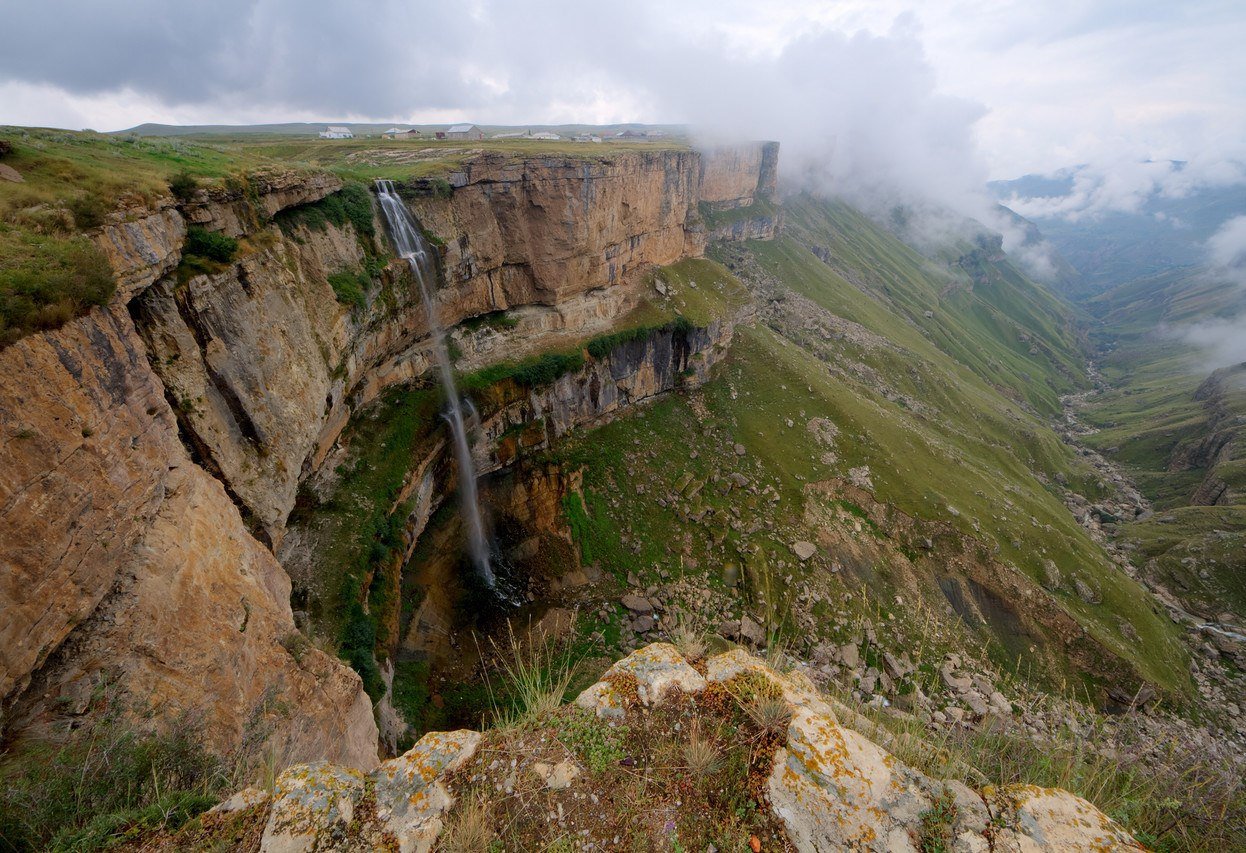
<box><xmin>1</xmin><ymin>128</ymin><xmax>1241</xmax><ymax>850</ymax></box>
<box><xmin>0</xmin><ymin>141</ymin><xmax>779</xmax><ymax>770</ymax></box>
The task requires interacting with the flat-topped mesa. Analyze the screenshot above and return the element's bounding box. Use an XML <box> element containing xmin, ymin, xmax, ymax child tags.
<box><xmin>403</xmin><ymin>143</ymin><xmax>780</xmax><ymax>325</ymax></box>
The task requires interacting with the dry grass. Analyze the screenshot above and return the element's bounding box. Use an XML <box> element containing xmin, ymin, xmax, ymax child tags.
<box><xmin>482</xmin><ymin>619</ymin><xmax>579</xmax><ymax>729</ymax></box>
<box><xmin>669</xmin><ymin>614</ymin><xmax>708</xmax><ymax>662</ymax></box>
<box><xmin>682</xmin><ymin>720</ymin><xmax>723</xmax><ymax>776</ymax></box>
<box><xmin>438</xmin><ymin>791</ymin><xmax>495</xmax><ymax>852</ymax></box>
<box><xmin>744</xmin><ymin>696</ymin><xmax>793</xmax><ymax>739</ymax></box>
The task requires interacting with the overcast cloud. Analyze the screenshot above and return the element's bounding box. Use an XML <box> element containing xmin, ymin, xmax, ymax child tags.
<box><xmin>2</xmin><ymin>0</ymin><xmax>1243</xmax><ymax>231</ymax></box>
<box><xmin>1164</xmin><ymin>216</ymin><xmax>1246</xmax><ymax>371</ymax></box>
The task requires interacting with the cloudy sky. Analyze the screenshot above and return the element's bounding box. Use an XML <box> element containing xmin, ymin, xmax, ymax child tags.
<box><xmin>2</xmin><ymin>0</ymin><xmax>1242</xmax><ymax>195</ymax></box>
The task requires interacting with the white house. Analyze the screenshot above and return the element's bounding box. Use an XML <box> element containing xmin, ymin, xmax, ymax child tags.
<box><xmin>319</xmin><ymin>126</ymin><xmax>354</xmax><ymax>139</ymax></box>
<box><xmin>381</xmin><ymin>127</ymin><xmax>403</xmax><ymax>139</ymax></box>
<box><xmin>444</xmin><ymin>124</ymin><xmax>484</xmax><ymax>140</ymax></box>
<box><xmin>491</xmin><ymin>129</ymin><xmax>562</xmax><ymax>141</ymax></box>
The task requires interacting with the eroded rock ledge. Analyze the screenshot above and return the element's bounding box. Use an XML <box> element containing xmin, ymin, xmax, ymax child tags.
<box><xmin>173</xmin><ymin>644</ymin><xmax>1141</xmax><ymax>852</ymax></box>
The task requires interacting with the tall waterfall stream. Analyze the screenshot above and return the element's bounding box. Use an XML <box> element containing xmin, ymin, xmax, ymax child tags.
<box><xmin>374</xmin><ymin>180</ymin><xmax>497</xmax><ymax>590</ymax></box>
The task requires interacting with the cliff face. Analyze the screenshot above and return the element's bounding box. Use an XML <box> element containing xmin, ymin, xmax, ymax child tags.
<box><xmin>131</xmin><ymin>222</ymin><xmax>383</xmax><ymax>547</ymax></box>
<box><xmin>478</xmin><ymin>319</ymin><xmax>733</xmax><ymax>473</ymax></box>
<box><xmin>394</xmin><ymin>320</ymin><xmax>737</xmax><ymax>665</ymax></box>
<box><xmin>0</xmin><ymin>300</ymin><xmax>378</xmax><ymax>769</ymax></box>
<box><xmin>138</xmin><ymin>147</ymin><xmax>777</xmax><ymax>548</ymax></box>
<box><xmin>698</xmin><ymin>142</ymin><xmax>782</xmax><ymax>242</ymax></box>
<box><xmin>0</xmin><ymin>175</ymin><xmax>379</xmax><ymax>769</ymax></box>
<box><xmin>0</xmin><ymin>304</ymin><xmax>176</xmax><ymax>706</ymax></box>
<box><xmin>1</xmin><ymin>144</ymin><xmax>776</xmax><ymax>766</ymax></box>
<box><xmin>1169</xmin><ymin>364</ymin><xmax>1243</xmax><ymax>507</ymax></box>
<box><xmin>413</xmin><ymin>151</ymin><xmax>705</xmax><ymax>314</ymax></box>
<box><xmin>699</xmin><ymin>142</ymin><xmax>779</xmax><ymax>210</ymax></box>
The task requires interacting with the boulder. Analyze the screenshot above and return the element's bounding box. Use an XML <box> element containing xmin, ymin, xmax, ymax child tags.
<box><xmin>1040</xmin><ymin>560</ymin><xmax>1061</xmax><ymax>591</ymax></box>
<box><xmin>792</xmin><ymin>540</ymin><xmax>817</xmax><ymax>561</ymax></box>
<box><xmin>964</xmin><ymin>692</ymin><xmax>990</xmax><ymax>717</ymax></box>
<box><xmin>210</xmin><ymin>787</ymin><xmax>270</xmax><ymax>815</ymax></box>
<box><xmin>261</xmin><ymin>762</ymin><xmax>366</xmax><ymax>853</ymax></box>
<box><xmin>989</xmin><ymin>785</ymin><xmax>1144</xmax><ymax>851</ymax></box>
<box><xmin>576</xmin><ymin>643</ymin><xmax>706</xmax><ymax>715</ymax></box>
<box><xmin>940</xmin><ymin>663</ymin><xmax>973</xmax><ymax>693</ymax></box>
<box><xmin>1073</xmin><ymin>578</ymin><xmax>1101</xmax><ymax>605</ymax></box>
<box><xmin>768</xmin><ymin>705</ymin><xmax>933</xmax><ymax>850</ymax></box>
<box><xmin>373</xmin><ymin>730</ymin><xmax>482</xmax><ymax>852</ymax></box>
<box><xmin>739</xmin><ymin>614</ymin><xmax>767</xmax><ymax>645</ymax></box>
<box><xmin>621</xmin><ymin>594</ymin><xmax>653</xmax><ymax>614</ymax></box>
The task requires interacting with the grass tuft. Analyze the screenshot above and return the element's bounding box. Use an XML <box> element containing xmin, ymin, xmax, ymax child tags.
<box><xmin>485</xmin><ymin>621</ymin><xmax>579</xmax><ymax>728</ymax></box>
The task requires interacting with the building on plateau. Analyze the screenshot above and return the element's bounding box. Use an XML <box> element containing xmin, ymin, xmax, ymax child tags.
<box><xmin>318</xmin><ymin>126</ymin><xmax>354</xmax><ymax>139</ymax></box>
<box><xmin>490</xmin><ymin>129</ymin><xmax>562</xmax><ymax>140</ymax></box>
<box><xmin>444</xmin><ymin>124</ymin><xmax>484</xmax><ymax>140</ymax></box>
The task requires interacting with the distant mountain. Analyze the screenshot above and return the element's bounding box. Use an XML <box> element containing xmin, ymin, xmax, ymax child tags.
<box><xmin>991</xmin><ymin>169</ymin><xmax>1246</xmax><ymax>300</ymax></box>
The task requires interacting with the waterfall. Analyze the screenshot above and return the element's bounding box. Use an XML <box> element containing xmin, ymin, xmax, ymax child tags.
<box><xmin>374</xmin><ymin>180</ymin><xmax>496</xmax><ymax>589</ymax></box>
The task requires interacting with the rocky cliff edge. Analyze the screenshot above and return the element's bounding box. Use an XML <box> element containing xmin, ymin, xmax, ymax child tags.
<box><xmin>162</xmin><ymin>644</ymin><xmax>1142</xmax><ymax>852</ymax></box>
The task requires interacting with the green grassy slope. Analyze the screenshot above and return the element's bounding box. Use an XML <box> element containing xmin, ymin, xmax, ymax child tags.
<box><xmin>544</xmin><ymin>195</ymin><xmax>1189</xmax><ymax>695</ymax></box>
<box><xmin>778</xmin><ymin>197</ymin><xmax>1087</xmax><ymax>415</ymax></box>
<box><xmin>1079</xmin><ymin>268</ymin><xmax>1246</xmax><ymax>619</ymax></box>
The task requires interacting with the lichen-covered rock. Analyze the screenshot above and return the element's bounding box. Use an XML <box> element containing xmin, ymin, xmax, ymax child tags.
<box><xmin>702</xmin><ymin>648</ymin><xmax>1139</xmax><ymax>853</ymax></box>
<box><xmin>373</xmin><ymin>730</ymin><xmax>482</xmax><ymax>853</ymax></box>
<box><xmin>989</xmin><ymin>785</ymin><xmax>1144</xmax><ymax>852</ymax></box>
<box><xmin>189</xmin><ymin>646</ymin><xmax>1143</xmax><ymax>853</ymax></box>
<box><xmin>576</xmin><ymin>642</ymin><xmax>706</xmax><ymax>716</ymax></box>
<box><xmin>261</xmin><ymin>762</ymin><xmax>366</xmax><ymax>853</ymax></box>
<box><xmin>768</xmin><ymin>705</ymin><xmax>933</xmax><ymax>851</ymax></box>
<box><xmin>575</xmin><ymin>680</ymin><xmax>631</xmax><ymax>720</ymax></box>
<box><xmin>210</xmin><ymin>786</ymin><xmax>271</xmax><ymax>815</ymax></box>
<box><xmin>706</xmin><ymin>648</ymin><xmax>838</xmax><ymax>720</ymax></box>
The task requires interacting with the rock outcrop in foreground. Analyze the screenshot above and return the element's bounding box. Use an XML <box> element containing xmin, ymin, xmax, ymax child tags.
<box><xmin>186</xmin><ymin>644</ymin><xmax>1141</xmax><ymax>852</ymax></box>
